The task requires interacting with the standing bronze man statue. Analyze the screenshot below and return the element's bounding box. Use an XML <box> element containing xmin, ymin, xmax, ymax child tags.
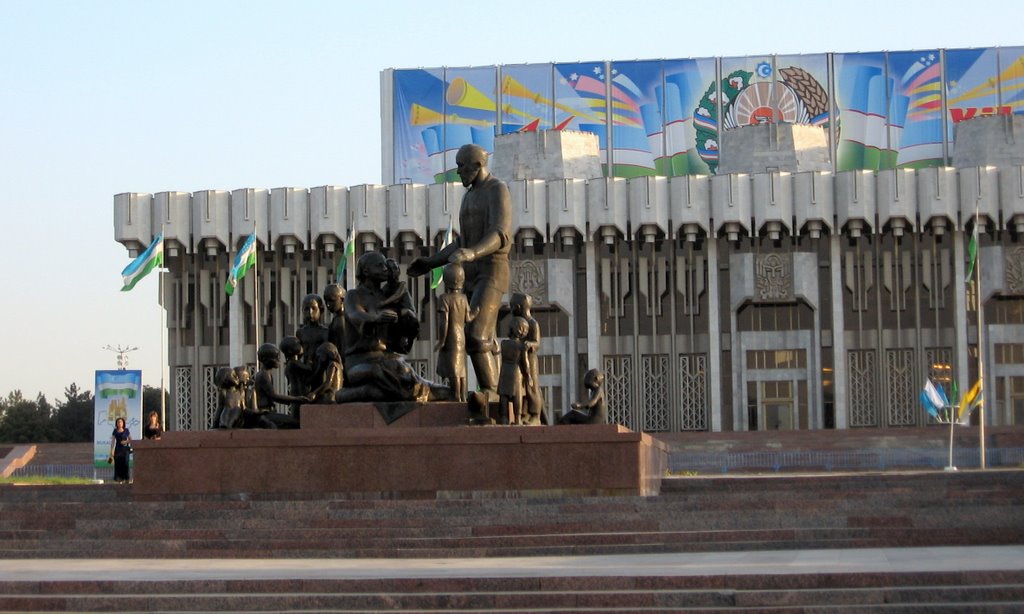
<box><xmin>408</xmin><ymin>144</ymin><xmax>512</xmax><ymax>399</ymax></box>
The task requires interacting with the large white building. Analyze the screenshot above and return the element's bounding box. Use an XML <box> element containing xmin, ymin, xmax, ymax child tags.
<box><xmin>115</xmin><ymin>48</ymin><xmax>1024</xmax><ymax>434</ymax></box>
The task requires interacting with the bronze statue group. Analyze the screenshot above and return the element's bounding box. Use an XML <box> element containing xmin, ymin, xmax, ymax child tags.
<box><xmin>212</xmin><ymin>144</ymin><xmax>605</xmax><ymax>429</ymax></box>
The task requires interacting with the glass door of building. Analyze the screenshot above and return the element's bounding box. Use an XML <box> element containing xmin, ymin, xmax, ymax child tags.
<box><xmin>748</xmin><ymin>380</ymin><xmax>796</xmax><ymax>430</ymax></box>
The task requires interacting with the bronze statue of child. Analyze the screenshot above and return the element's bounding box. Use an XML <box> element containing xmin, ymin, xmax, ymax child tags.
<box><xmin>234</xmin><ymin>365</ymin><xmax>274</xmax><ymax>429</ymax></box>
<box><xmin>435</xmin><ymin>263</ymin><xmax>478</xmax><ymax>402</ymax></box>
<box><xmin>296</xmin><ymin>293</ymin><xmax>329</xmax><ymax>365</ymax></box>
<box><xmin>280</xmin><ymin>335</ymin><xmax>312</xmax><ymax>420</ymax></box>
<box><xmin>307</xmin><ymin>342</ymin><xmax>344</xmax><ymax>403</ymax></box>
<box><xmin>510</xmin><ymin>292</ymin><xmax>543</xmax><ymax>424</ymax></box>
<box><xmin>558</xmin><ymin>368</ymin><xmax>607</xmax><ymax>425</ymax></box>
<box><xmin>381</xmin><ymin>257</ymin><xmax>419</xmax><ymax>354</ymax></box>
<box><xmin>215</xmin><ymin>366</ymin><xmax>244</xmax><ymax>429</ymax></box>
<box><xmin>497</xmin><ymin>316</ymin><xmax>531</xmax><ymax>426</ymax></box>
<box><xmin>253</xmin><ymin>343</ymin><xmax>309</xmax><ymax>427</ymax></box>
<box><xmin>322</xmin><ymin>283</ymin><xmax>347</xmax><ymax>369</ymax></box>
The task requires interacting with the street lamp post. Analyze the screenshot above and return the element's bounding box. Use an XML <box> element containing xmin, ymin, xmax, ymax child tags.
<box><xmin>103</xmin><ymin>345</ymin><xmax>139</xmax><ymax>371</ymax></box>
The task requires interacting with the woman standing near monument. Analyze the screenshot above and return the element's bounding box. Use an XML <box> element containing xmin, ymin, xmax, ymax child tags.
<box><xmin>108</xmin><ymin>417</ymin><xmax>132</xmax><ymax>484</ymax></box>
<box><xmin>143</xmin><ymin>411</ymin><xmax>162</xmax><ymax>440</ymax></box>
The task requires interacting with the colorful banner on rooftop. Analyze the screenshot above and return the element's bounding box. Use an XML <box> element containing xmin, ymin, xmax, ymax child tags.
<box><xmin>388</xmin><ymin>47</ymin><xmax>1024</xmax><ymax>184</ymax></box>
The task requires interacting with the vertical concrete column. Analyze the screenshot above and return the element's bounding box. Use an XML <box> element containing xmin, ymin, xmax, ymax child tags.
<box><xmin>585</xmin><ymin>240</ymin><xmax>601</xmax><ymax>370</ymax></box>
<box><xmin>952</xmin><ymin>229</ymin><xmax>969</xmax><ymax>408</ymax></box>
<box><xmin>830</xmin><ymin>234</ymin><xmax>848</xmax><ymax>429</ymax></box>
<box><xmin>228</xmin><ymin>292</ymin><xmax>242</xmax><ymax>368</ymax></box>
<box><xmin>707</xmin><ymin>237</ymin><xmax>722</xmax><ymax>432</ymax></box>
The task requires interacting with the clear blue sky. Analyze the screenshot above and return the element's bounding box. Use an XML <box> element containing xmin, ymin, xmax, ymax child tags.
<box><xmin>1</xmin><ymin>0</ymin><xmax>1020</xmax><ymax>401</ymax></box>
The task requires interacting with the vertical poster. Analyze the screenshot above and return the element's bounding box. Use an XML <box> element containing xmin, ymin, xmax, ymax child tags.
<box><xmin>442</xmin><ymin>66</ymin><xmax>498</xmax><ymax>182</ymax></box>
<box><xmin>887</xmin><ymin>49</ymin><xmax>944</xmax><ymax>168</ymax></box>
<box><xmin>716</xmin><ymin>53</ymin><xmax>832</xmax><ymax>174</ymax></box>
<box><xmin>499</xmin><ymin>63</ymin><xmax>554</xmax><ymax>134</ymax></box>
<box><xmin>945</xmin><ymin>46</ymin><xmax>1023</xmax><ymax>162</ymax></box>
<box><xmin>393</xmin><ymin>68</ymin><xmax>445</xmax><ymax>185</ymax></box>
<box><xmin>609</xmin><ymin>60</ymin><xmax>662</xmax><ymax>178</ymax></box>
<box><xmin>834</xmin><ymin>52</ymin><xmax>889</xmax><ymax>170</ymax></box>
<box><xmin>663</xmin><ymin>57</ymin><xmax>717</xmax><ymax>176</ymax></box>
<box><xmin>998</xmin><ymin>46</ymin><xmax>1024</xmax><ymax>115</ymax></box>
<box><xmin>94</xmin><ymin>370</ymin><xmax>142</xmax><ymax>468</ymax></box>
<box><xmin>392</xmin><ymin>67</ymin><xmax>498</xmax><ymax>184</ymax></box>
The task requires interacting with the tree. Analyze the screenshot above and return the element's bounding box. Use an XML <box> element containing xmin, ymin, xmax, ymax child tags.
<box><xmin>0</xmin><ymin>391</ymin><xmax>54</xmax><ymax>443</ymax></box>
<box><xmin>52</xmin><ymin>384</ymin><xmax>94</xmax><ymax>443</ymax></box>
<box><xmin>0</xmin><ymin>382</ymin><xmax>171</xmax><ymax>442</ymax></box>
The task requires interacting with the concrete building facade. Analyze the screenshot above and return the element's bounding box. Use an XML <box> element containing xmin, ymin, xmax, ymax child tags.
<box><xmin>115</xmin><ymin>111</ymin><xmax>1024</xmax><ymax>435</ymax></box>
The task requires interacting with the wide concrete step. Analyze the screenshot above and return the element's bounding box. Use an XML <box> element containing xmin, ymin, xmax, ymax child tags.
<box><xmin>0</xmin><ymin>573</ymin><xmax>1021</xmax><ymax>612</ymax></box>
<box><xmin>1</xmin><ymin>471</ymin><xmax>1020</xmax><ymax>560</ymax></box>
<box><xmin>0</xmin><ymin>530</ymin><xmax>1012</xmax><ymax>560</ymax></box>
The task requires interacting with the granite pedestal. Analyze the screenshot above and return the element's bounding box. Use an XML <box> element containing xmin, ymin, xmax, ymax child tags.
<box><xmin>133</xmin><ymin>403</ymin><xmax>667</xmax><ymax>498</ymax></box>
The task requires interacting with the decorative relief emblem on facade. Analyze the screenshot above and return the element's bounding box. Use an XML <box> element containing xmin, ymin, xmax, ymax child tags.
<box><xmin>511</xmin><ymin>260</ymin><xmax>547</xmax><ymax>306</ymax></box>
<box><xmin>1006</xmin><ymin>247</ymin><xmax>1024</xmax><ymax>295</ymax></box>
<box><xmin>755</xmin><ymin>253</ymin><xmax>792</xmax><ymax>301</ymax></box>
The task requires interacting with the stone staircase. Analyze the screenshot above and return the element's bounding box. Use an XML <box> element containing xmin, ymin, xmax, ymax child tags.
<box><xmin>0</xmin><ymin>470</ymin><xmax>1021</xmax><ymax>559</ymax></box>
<box><xmin>0</xmin><ymin>470</ymin><xmax>1019</xmax><ymax>556</ymax></box>
<box><xmin>0</xmin><ymin>469</ymin><xmax>1022</xmax><ymax>610</ymax></box>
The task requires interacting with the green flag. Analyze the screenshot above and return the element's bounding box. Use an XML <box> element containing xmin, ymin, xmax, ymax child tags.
<box><xmin>430</xmin><ymin>217</ymin><xmax>454</xmax><ymax>290</ymax></box>
<box><xmin>336</xmin><ymin>226</ymin><xmax>356</xmax><ymax>282</ymax></box>
<box><xmin>225</xmin><ymin>232</ymin><xmax>258</xmax><ymax>294</ymax></box>
<box><xmin>120</xmin><ymin>234</ymin><xmax>164</xmax><ymax>291</ymax></box>
<box><xmin>225</xmin><ymin>233</ymin><xmax>257</xmax><ymax>296</ymax></box>
<box><xmin>965</xmin><ymin>231</ymin><xmax>978</xmax><ymax>281</ymax></box>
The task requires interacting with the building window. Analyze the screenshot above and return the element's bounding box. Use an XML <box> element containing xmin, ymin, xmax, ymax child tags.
<box><xmin>995</xmin><ymin>343</ymin><xmax>1024</xmax><ymax>365</ymax></box>
<box><xmin>746</xmin><ymin>349</ymin><xmax>806</xmax><ymax>369</ymax></box>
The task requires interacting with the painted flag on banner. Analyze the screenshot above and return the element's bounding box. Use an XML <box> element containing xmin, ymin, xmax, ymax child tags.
<box><xmin>120</xmin><ymin>234</ymin><xmax>164</xmax><ymax>292</ymax></box>
<box><xmin>225</xmin><ymin>233</ymin><xmax>257</xmax><ymax>296</ymax></box>
<box><xmin>336</xmin><ymin>225</ymin><xmax>356</xmax><ymax>281</ymax></box>
<box><xmin>430</xmin><ymin>217</ymin><xmax>454</xmax><ymax>290</ymax></box>
<box><xmin>97</xmin><ymin>371</ymin><xmax>141</xmax><ymax>399</ymax></box>
<box><xmin>920</xmin><ymin>378</ymin><xmax>949</xmax><ymax>418</ymax></box>
<box><xmin>958</xmin><ymin>379</ymin><xmax>984</xmax><ymax>425</ymax></box>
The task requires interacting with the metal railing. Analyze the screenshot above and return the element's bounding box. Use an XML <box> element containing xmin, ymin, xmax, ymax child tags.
<box><xmin>7</xmin><ymin>464</ymin><xmax>116</xmax><ymax>481</ymax></box>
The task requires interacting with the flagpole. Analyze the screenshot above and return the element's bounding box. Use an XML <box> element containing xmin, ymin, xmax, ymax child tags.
<box><xmin>975</xmin><ymin>216</ymin><xmax>986</xmax><ymax>470</ymax></box>
<box><xmin>159</xmin><ymin>227</ymin><xmax>167</xmax><ymax>431</ymax></box>
<box><xmin>946</xmin><ymin>402</ymin><xmax>956</xmax><ymax>470</ymax></box>
<box><xmin>348</xmin><ymin>212</ymin><xmax>356</xmax><ymax>289</ymax></box>
<box><xmin>253</xmin><ymin>225</ymin><xmax>260</xmax><ymax>355</ymax></box>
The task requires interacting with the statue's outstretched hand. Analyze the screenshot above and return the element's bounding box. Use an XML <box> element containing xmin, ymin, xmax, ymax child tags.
<box><xmin>407</xmin><ymin>258</ymin><xmax>430</xmax><ymax>277</ymax></box>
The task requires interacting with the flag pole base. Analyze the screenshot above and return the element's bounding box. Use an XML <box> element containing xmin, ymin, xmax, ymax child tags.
<box><xmin>944</xmin><ymin>466</ymin><xmax>959</xmax><ymax>472</ymax></box>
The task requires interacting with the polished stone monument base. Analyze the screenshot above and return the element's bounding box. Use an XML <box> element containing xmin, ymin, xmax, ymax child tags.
<box><xmin>302</xmin><ymin>401</ymin><xmax>470</xmax><ymax>429</ymax></box>
<box><xmin>134</xmin><ymin>403</ymin><xmax>667</xmax><ymax>498</ymax></box>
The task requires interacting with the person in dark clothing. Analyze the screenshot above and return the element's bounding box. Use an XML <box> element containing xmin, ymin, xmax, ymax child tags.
<box><xmin>143</xmin><ymin>411</ymin><xmax>162</xmax><ymax>440</ymax></box>
<box><xmin>108</xmin><ymin>417</ymin><xmax>132</xmax><ymax>483</ymax></box>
